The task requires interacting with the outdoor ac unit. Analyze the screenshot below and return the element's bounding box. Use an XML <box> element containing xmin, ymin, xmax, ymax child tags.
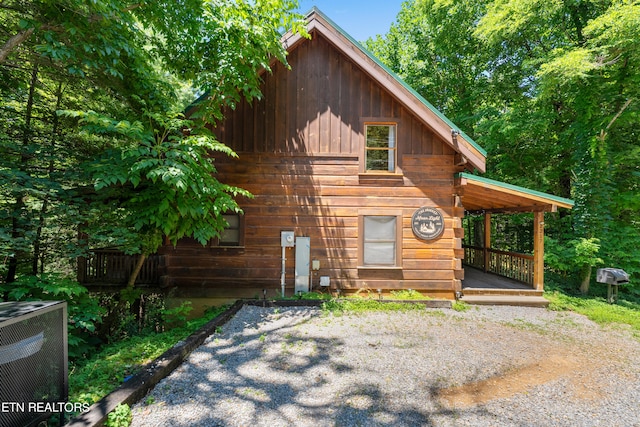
<box><xmin>0</xmin><ymin>301</ymin><xmax>68</xmax><ymax>427</ymax></box>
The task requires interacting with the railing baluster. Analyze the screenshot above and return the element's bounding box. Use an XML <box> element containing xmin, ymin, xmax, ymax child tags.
<box><xmin>80</xmin><ymin>250</ymin><xmax>161</xmax><ymax>285</ymax></box>
<box><xmin>463</xmin><ymin>245</ymin><xmax>534</xmax><ymax>286</ymax></box>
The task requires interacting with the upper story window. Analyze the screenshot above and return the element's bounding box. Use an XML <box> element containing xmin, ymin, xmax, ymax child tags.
<box><xmin>365</xmin><ymin>124</ymin><xmax>396</xmax><ymax>172</ymax></box>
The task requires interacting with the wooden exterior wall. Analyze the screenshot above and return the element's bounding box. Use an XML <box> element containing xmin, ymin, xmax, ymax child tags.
<box><xmin>161</xmin><ymin>32</ymin><xmax>465</xmax><ymax>299</ymax></box>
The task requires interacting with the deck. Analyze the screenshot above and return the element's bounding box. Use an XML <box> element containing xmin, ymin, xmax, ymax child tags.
<box><xmin>460</xmin><ymin>266</ymin><xmax>549</xmax><ymax>307</ymax></box>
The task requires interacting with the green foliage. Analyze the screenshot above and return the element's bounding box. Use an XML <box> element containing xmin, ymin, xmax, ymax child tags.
<box><xmin>298</xmin><ymin>291</ymin><xmax>333</xmax><ymax>300</ymax></box>
<box><xmin>105</xmin><ymin>404</ymin><xmax>131</xmax><ymax>427</ymax></box>
<box><xmin>71</xmin><ymin>110</ymin><xmax>253</xmax><ymax>262</ymax></box>
<box><xmin>545</xmin><ymin>290</ymin><xmax>640</xmax><ymax>334</ymax></box>
<box><xmin>546</xmin><ymin>236</ymin><xmax>604</xmax><ymax>294</ymax></box>
<box><xmin>389</xmin><ymin>289</ymin><xmax>429</xmax><ymax>300</ymax></box>
<box><xmin>1</xmin><ymin>0</ymin><xmax>305</xmax><ymax>284</ymax></box>
<box><xmin>0</xmin><ymin>274</ymin><xmax>105</xmax><ymax>358</ymax></box>
<box><xmin>545</xmin><ymin>237</ymin><xmax>603</xmax><ymax>274</ymax></box>
<box><xmin>321</xmin><ymin>299</ymin><xmax>428</xmax><ymax>314</ymax></box>
<box><xmin>371</xmin><ymin>0</ymin><xmax>640</xmax><ymax>295</ymax></box>
<box><xmin>161</xmin><ymin>301</ymin><xmax>193</xmax><ymax>328</ymax></box>
<box><xmin>452</xmin><ymin>301</ymin><xmax>471</xmax><ymax>312</ymax></box>
<box><xmin>68</xmin><ymin>304</ymin><xmax>227</xmax><ymax>406</ymax></box>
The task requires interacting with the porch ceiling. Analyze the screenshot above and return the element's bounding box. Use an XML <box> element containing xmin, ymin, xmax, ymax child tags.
<box><xmin>455</xmin><ymin>172</ymin><xmax>574</xmax><ymax>213</ymax></box>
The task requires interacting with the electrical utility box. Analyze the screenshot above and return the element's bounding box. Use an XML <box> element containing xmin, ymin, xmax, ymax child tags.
<box><xmin>0</xmin><ymin>301</ymin><xmax>68</xmax><ymax>427</ymax></box>
<box><xmin>281</xmin><ymin>231</ymin><xmax>295</xmax><ymax>247</ymax></box>
<box><xmin>295</xmin><ymin>237</ymin><xmax>311</xmax><ymax>294</ymax></box>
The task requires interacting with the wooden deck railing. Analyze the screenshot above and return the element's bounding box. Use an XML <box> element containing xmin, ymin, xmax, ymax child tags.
<box><xmin>463</xmin><ymin>245</ymin><xmax>534</xmax><ymax>285</ymax></box>
<box><xmin>78</xmin><ymin>249</ymin><xmax>162</xmax><ymax>285</ymax></box>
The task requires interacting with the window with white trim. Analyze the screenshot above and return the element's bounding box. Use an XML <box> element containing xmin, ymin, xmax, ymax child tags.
<box><xmin>365</xmin><ymin>124</ymin><xmax>396</xmax><ymax>172</ymax></box>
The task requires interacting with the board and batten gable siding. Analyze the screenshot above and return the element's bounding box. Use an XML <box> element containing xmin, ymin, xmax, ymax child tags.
<box><xmin>216</xmin><ymin>33</ymin><xmax>447</xmax><ymax>157</ymax></box>
<box><xmin>163</xmin><ymin>31</ymin><xmax>465</xmax><ymax>299</ymax></box>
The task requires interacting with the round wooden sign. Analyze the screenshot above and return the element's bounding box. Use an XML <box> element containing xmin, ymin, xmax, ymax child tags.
<box><xmin>411</xmin><ymin>207</ymin><xmax>445</xmax><ymax>240</ymax></box>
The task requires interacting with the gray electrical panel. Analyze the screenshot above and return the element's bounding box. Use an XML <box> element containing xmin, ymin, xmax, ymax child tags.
<box><xmin>295</xmin><ymin>236</ymin><xmax>310</xmax><ymax>294</ymax></box>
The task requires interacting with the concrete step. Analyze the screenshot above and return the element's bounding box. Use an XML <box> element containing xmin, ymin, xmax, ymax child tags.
<box><xmin>460</xmin><ymin>294</ymin><xmax>549</xmax><ymax>308</ymax></box>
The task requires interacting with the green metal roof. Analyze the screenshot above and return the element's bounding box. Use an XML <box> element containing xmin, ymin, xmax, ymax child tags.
<box><xmin>457</xmin><ymin>172</ymin><xmax>574</xmax><ymax>207</ymax></box>
<box><xmin>307</xmin><ymin>7</ymin><xmax>487</xmax><ymax>158</ymax></box>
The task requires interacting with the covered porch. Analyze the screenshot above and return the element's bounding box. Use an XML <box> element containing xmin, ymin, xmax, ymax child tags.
<box><xmin>461</xmin><ymin>266</ymin><xmax>549</xmax><ymax>307</ymax></box>
<box><xmin>455</xmin><ymin>173</ymin><xmax>574</xmax><ymax>305</ymax></box>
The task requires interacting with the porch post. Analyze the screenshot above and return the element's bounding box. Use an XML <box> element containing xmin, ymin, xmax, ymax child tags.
<box><xmin>533</xmin><ymin>211</ymin><xmax>544</xmax><ymax>291</ymax></box>
<box><xmin>484</xmin><ymin>212</ymin><xmax>491</xmax><ymax>273</ymax></box>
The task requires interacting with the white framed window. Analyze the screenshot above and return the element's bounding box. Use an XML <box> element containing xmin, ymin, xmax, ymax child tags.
<box><xmin>365</xmin><ymin>124</ymin><xmax>396</xmax><ymax>172</ymax></box>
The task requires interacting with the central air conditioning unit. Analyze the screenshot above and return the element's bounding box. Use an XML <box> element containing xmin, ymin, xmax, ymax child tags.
<box><xmin>0</xmin><ymin>301</ymin><xmax>68</xmax><ymax>427</ymax></box>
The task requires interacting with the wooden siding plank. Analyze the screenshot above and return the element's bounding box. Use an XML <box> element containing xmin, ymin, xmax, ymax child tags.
<box><xmin>287</xmin><ymin>53</ymin><xmax>298</xmax><ymax>151</ymax></box>
<box><xmin>275</xmin><ymin>61</ymin><xmax>287</xmax><ymax>152</ymax></box>
<box><xmin>265</xmin><ymin>71</ymin><xmax>276</xmax><ymax>152</ymax></box>
<box><xmin>339</xmin><ymin>53</ymin><xmax>352</xmax><ymax>153</ymax></box>
<box><xmin>319</xmin><ymin>36</ymin><xmax>331</xmax><ymax>153</ymax></box>
<box><xmin>329</xmin><ymin>46</ymin><xmax>341</xmax><ymax>153</ymax></box>
<box><xmin>295</xmin><ymin>41</ymin><xmax>308</xmax><ymax>151</ymax></box>
<box><xmin>307</xmin><ymin>34</ymin><xmax>320</xmax><ymax>152</ymax></box>
<box><xmin>370</xmin><ymin>79</ymin><xmax>381</xmax><ymax>117</ymax></box>
<box><xmin>350</xmin><ymin>58</ymin><xmax>361</xmax><ymax>154</ymax></box>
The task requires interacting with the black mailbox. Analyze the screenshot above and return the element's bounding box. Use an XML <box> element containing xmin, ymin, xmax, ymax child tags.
<box><xmin>596</xmin><ymin>268</ymin><xmax>629</xmax><ymax>303</ymax></box>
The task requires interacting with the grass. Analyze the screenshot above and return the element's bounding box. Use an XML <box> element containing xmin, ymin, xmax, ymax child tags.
<box><xmin>389</xmin><ymin>289</ymin><xmax>430</xmax><ymax>300</ymax></box>
<box><xmin>320</xmin><ymin>298</ymin><xmax>428</xmax><ymax>314</ymax></box>
<box><xmin>69</xmin><ymin>305</ymin><xmax>228</xmax><ymax>406</ymax></box>
<box><xmin>545</xmin><ymin>288</ymin><xmax>640</xmax><ymax>334</ymax></box>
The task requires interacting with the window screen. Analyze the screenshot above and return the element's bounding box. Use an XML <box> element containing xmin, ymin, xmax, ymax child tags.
<box><xmin>363</xmin><ymin>216</ymin><xmax>396</xmax><ymax>265</ymax></box>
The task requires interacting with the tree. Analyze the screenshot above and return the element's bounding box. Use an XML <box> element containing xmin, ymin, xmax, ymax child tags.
<box><xmin>365</xmin><ymin>0</ymin><xmax>488</xmax><ymax>131</ymax></box>
<box><xmin>69</xmin><ymin>110</ymin><xmax>252</xmax><ymax>287</ymax></box>
<box><xmin>370</xmin><ymin>0</ymin><xmax>640</xmax><ymax>293</ymax></box>
<box><xmin>1</xmin><ymin>0</ymin><xmax>306</xmax><ymax>287</ymax></box>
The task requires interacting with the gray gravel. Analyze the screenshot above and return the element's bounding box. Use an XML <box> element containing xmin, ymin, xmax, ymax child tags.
<box><xmin>131</xmin><ymin>304</ymin><xmax>640</xmax><ymax>426</ymax></box>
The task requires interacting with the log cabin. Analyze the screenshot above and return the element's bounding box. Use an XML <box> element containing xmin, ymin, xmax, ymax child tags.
<box><xmin>81</xmin><ymin>8</ymin><xmax>573</xmax><ymax>301</ymax></box>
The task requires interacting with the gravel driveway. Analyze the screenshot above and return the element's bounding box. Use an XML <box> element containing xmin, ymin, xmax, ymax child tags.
<box><xmin>131</xmin><ymin>304</ymin><xmax>640</xmax><ymax>426</ymax></box>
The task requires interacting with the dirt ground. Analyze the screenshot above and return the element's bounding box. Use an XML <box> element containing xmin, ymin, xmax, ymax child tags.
<box><xmin>436</xmin><ymin>312</ymin><xmax>638</xmax><ymax>409</ymax></box>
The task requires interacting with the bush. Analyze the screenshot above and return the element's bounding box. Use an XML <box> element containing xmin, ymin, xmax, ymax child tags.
<box><xmin>68</xmin><ymin>304</ymin><xmax>228</xmax><ymax>408</ymax></box>
<box><xmin>0</xmin><ymin>274</ymin><xmax>105</xmax><ymax>359</ymax></box>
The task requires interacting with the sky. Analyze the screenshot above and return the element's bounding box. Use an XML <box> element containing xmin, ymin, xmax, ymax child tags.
<box><xmin>296</xmin><ymin>0</ymin><xmax>405</xmax><ymax>42</ymax></box>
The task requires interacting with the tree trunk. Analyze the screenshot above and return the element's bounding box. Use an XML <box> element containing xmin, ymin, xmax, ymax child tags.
<box><xmin>32</xmin><ymin>82</ymin><xmax>64</xmax><ymax>274</ymax></box>
<box><xmin>6</xmin><ymin>64</ymin><xmax>38</xmax><ymax>283</ymax></box>
<box><xmin>127</xmin><ymin>253</ymin><xmax>147</xmax><ymax>287</ymax></box>
<box><xmin>579</xmin><ymin>265</ymin><xmax>592</xmax><ymax>295</ymax></box>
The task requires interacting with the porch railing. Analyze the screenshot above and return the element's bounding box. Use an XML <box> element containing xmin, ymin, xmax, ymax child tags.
<box><xmin>463</xmin><ymin>245</ymin><xmax>534</xmax><ymax>285</ymax></box>
<box><xmin>78</xmin><ymin>249</ymin><xmax>162</xmax><ymax>285</ymax></box>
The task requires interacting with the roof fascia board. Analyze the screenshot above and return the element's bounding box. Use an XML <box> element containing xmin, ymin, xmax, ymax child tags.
<box><xmin>457</xmin><ymin>172</ymin><xmax>574</xmax><ymax>209</ymax></box>
<box><xmin>466</xmin><ymin>205</ymin><xmax>555</xmax><ymax>215</ymax></box>
<box><xmin>287</xmin><ymin>8</ymin><xmax>486</xmax><ymax>172</ymax></box>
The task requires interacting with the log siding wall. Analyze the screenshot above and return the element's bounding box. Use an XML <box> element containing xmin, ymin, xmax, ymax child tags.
<box><xmin>162</xmin><ymin>32</ymin><xmax>465</xmax><ymax>299</ymax></box>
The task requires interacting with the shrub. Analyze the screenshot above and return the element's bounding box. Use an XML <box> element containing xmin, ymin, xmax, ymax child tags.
<box><xmin>0</xmin><ymin>274</ymin><xmax>105</xmax><ymax>359</ymax></box>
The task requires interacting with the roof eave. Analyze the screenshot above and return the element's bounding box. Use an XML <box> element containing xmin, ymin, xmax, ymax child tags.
<box><xmin>456</xmin><ymin>172</ymin><xmax>575</xmax><ymax>212</ymax></box>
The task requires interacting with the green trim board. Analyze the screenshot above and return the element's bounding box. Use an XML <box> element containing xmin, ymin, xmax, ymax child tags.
<box><xmin>306</xmin><ymin>7</ymin><xmax>487</xmax><ymax>158</ymax></box>
<box><xmin>457</xmin><ymin>172</ymin><xmax>574</xmax><ymax>208</ymax></box>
